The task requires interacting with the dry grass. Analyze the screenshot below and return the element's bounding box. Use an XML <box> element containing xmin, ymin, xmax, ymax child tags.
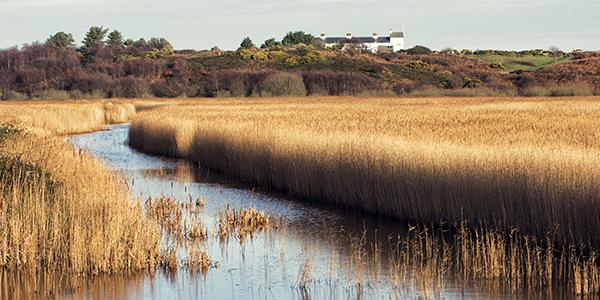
<box><xmin>0</xmin><ymin>101</ymin><xmax>156</xmax><ymax>285</ymax></box>
<box><xmin>184</xmin><ymin>246</ymin><xmax>211</xmax><ymax>274</ymax></box>
<box><xmin>217</xmin><ymin>205</ymin><xmax>271</xmax><ymax>244</ymax></box>
<box><xmin>128</xmin><ymin>96</ymin><xmax>600</xmax><ymax>248</ymax></box>
<box><xmin>0</xmin><ymin>131</ymin><xmax>161</xmax><ymax>275</ymax></box>
<box><xmin>144</xmin><ymin>196</ymin><xmax>208</xmax><ymax>245</ymax></box>
<box><xmin>0</xmin><ymin>100</ymin><xmax>136</xmax><ymax>135</ymax></box>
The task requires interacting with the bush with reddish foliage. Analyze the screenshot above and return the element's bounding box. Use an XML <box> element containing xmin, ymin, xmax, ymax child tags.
<box><xmin>302</xmin><ymin>71</ymin><xmax>379</xmax><ymax>95</ymax></box>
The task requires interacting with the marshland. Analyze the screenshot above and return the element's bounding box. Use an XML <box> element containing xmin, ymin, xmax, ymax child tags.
<box><xmin>1</xmin><ymin>97</ymin><xmax>600</xmax><ymax>299</ymax></box>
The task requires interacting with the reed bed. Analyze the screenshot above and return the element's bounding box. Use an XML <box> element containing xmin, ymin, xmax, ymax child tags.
<box><xmin>0</xmin><ymin>130</ymin><xmax>160</xmax><ymax>275</ymax></box>
<box><xmin>0</xmin><ymin>101</ymin><xmax>157</xmax><ymax>296</ymax></box>
<box><xmin>0</xmin><ymin>100</ymin><xmax>136</xmax><ymax>135</ymax></box>
<box><xmin>128</xmin><ymin>96</ymin><xmax>600</xmax><ymax>248</ymax></box>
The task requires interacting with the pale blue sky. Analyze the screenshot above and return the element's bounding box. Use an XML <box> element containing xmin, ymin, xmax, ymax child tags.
<box><xmin>1</xmin><ymin>0</ymin><xmax>599</xmax><ymax>50</ymax></box>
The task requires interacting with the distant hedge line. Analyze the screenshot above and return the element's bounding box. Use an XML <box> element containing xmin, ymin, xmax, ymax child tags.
<box><xmin>1</xmin><ymin>44</ymin><xmax>598</xmax><ymax>100</ymax></box>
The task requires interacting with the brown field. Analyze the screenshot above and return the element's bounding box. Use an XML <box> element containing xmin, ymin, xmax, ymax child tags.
<box><xmin>128</xmin><ymin>96</ymin><xmax>600</xmax><ymax>247</ymax></box>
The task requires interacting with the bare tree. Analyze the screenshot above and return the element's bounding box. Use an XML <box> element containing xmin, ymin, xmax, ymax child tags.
<box><xmin>549</xmin><ymin>46</ymin><xmax>561</xmax><ymax>64</ymax></box>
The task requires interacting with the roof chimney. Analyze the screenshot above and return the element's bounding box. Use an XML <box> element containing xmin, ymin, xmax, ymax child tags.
<box><xmin>372</xmin><ymin>33</ymin><xmax>379</xmax><ymax>41</ymax></box>
<box><xmin>320</xmin><ymin>33</ymin><xmax>326</xmax><ymax>40</ymax></box>
<box><xmin>346</xmin><ymin>32</ymin><xmax>352</xmax><ymax>39</ymax></box>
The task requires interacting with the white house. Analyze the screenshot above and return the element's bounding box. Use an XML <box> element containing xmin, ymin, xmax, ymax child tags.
<box><xmin>316</xmin><ymin>31</ymin><xmax>405</xmax><ymax>53</ymax></box>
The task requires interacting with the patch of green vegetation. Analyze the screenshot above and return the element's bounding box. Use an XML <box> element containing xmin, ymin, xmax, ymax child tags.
<box><xmin>470</xmin><ymin>54</ymin><xmax>572</xmax><ymax>72</ymax></box>
<box><xmin>0</xmin><ymin>153</ymin><xmax>56</xmax><ymax>196</ymax></box>
<box><xmin>188</xmin><ymin>52</ymin><xmax>248</xmax><ymax>71</ymax></box>
<box><xmin>0</xmin><ymin>124</ymin><xmax>19</xmax><ymax>142</ymax></box>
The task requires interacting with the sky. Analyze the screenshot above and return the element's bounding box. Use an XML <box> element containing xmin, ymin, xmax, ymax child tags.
<box><xmin>1</xmin><ymin>0</ymin><xmax>599</xmax><ymax>51</ymax></box>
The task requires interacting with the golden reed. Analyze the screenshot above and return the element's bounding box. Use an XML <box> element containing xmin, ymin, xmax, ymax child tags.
<box><xmin>0</xmin><ymin>101</ymin><xmax>160</xmax><ymax>276</ymax></box>
<box><xmin>128</xmin><ymin>97</ymin><xmax>600</xmax><ymax>248</ymax></box>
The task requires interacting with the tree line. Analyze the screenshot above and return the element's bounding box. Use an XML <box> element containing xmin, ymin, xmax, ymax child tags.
<box><xmin>0</xmin><ymin>27</ymin><xmax>597</xmax><ymax>100</ymax></box>
<box><xmin>239</xmin><ymin>31</ymin><xmax>315</xmax><ymax>50</ymax></box>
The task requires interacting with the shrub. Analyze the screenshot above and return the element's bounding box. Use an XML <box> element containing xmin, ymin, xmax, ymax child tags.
<box><xmin>407</xmin><ymin>45</ymin><xmax>432</xmax><ymax>55</ymax></box>
<box><xmin>393</xmin><ymin>80</ymin><xmax>417</xmax><ymax>95</ymax></box>
<box><xmin>118</xmin><ymin>76</ymin><xmax>150</xmax><ymax>98</ymax></box>
<box><xmin>301</xmin><ymin>51</ymin><xmax>325</xmax><ymax>65</ymax></box>
<box><xmin>549</xmin><ymin>83</ymin><xmax>594</xmax><ymax>96</ymax></box>
<box><xmin>252</xmin><ymin>51</ymin><xmax>269</xmax><ymax>61</ymax></box>
<box><xmin>268</xmin><ymin>50</ymin><xmax>288</xmax><ymax>60</ymax></box>
<box><xmin>196</xmin><ymin>70</ymin><xmax>274</xmax><ymax>97</ymax></box>
<box><xmin>489</xmin><ymin>63</ymin><xmax>505</xmax><ymax>70</ymax></box>
<box><xmin>151</xmin><ymin>80</ymin><xmax>185</xmax><ymax>98</ymax></box>
<box><xmin>302</xmin><ymin>71</ymin><xmax>379</xmax><ymax>96</ymax></box>
<box><xmin>520</xmin><ymin>83</ymin><xmax>595</xmax><ymax>97</ymax></box>
<box><xmin>407</xmin><ymin>60</ymin><xmax>430</xmax><ymax>71</ymax></box>
<box><xmin>123</xmin><ymin>58</ymin><xmax>164</xmax><ymax>78</ymax></box>
<box><xmin>409</xmin><ymin>86</ymin><xmax>517</xmax><ymax>97</ymax></box>
<box><xmin>463</xmin><ymin>77</ymin><xmax>483</xmax><ymax>89</ymax></box>
<box><xmin>0</xmin><ymin>90</ymin><xmax>28</xmax><ymax>100</ymax></box>
<box><xmin>68</xmin><ymin>72</ymin><xmax>115</xmax><ymax>96</ymax></box>
<box><xmin>259</xmin><ymin>73</ymin><xmax>306</xmax><ymax>97</ymax></box>
<box><xmin>356</xmin><ymin>89</ymin><xmax>397</xmax><ymax>97</ymax></box>
<box><xmin>283</xmin><ymin>57</ymin><xmax>299</xmax><ymax>67</ymax></box>
<box><xmin>520</xmin><ymin>86</ymin><xmax>550</xmax><ymax>97</ymax></box>
<box><xmin>31</xmin><ymin>89</ymin><xmax>72</xmax><ymax>100</ymax></box>
<box><xmin>238</xmin><ymin>49</ymin><xmax>253</xmax><ymax>60</ymax></box>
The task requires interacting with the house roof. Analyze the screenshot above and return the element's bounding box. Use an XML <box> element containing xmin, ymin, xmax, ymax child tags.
<box><xmin>320</xmin><ymin>37</ymin><xmax>391</xmax><ymax>44</ymax></box>
<box><xmin>316</xmin><ymin>32</ymin><xmax>403</xmax><ymax>44</ymax></box>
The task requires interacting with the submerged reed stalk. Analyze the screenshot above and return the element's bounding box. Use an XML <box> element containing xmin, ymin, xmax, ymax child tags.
<box><xmin>216</xmin><ymin>205</ymin><xmax>271</xmax><ymax>244</ymax></box>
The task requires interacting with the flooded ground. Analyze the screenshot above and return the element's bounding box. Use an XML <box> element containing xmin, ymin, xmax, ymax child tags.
<box><xmin>5</xmin><ymin>124</ymin><xmax>543</xmax><ymax>299</ymax></box>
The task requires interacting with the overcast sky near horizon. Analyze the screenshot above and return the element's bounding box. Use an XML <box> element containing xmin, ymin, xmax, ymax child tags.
<box><xmin>1</xmin><ymin>0</ymin><xmax>599</xmax><ymax>51</ymax></box>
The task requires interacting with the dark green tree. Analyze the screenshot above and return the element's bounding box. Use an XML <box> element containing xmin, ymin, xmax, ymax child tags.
<box><xmin>81</xmin><ymin>26</ymin><xmax>109</xmax><ymax>54</ymax></box>
<box><xmin>261</xmin><ymin>38</ymin><xmax>279</xmax><ymax>49</ymax></box>
<box><xmin>407</xmin><ymin>45</ymin><xmax>432</xmax><ymax>55</ymax></box>
<box><xmin>239</xmin><ymin>37</ymin><xmax>255</xmax><ymax>49</ymax></box>
<box><xmin>124</xmin><ymin>39</ymin><xmax>135</xmax><ymax>47</ymax></box>
<box><xmin>45</xmin><ymin>32</ymin><xmax>75</xmax><ymax>48</ymax></box>
<box><xmin>281</xmin><ymin>31</ymin><xmax>314</xmax><ymax>46</ymax></box>
<box><xmin>148</xmin><ymin>37</ymin><xmax>173</xmax><ymax>52</ymax></box>
<box><xmin>107</xmin><ymin>30</ymin><xmax>125</xmax><ymax>47</ymax></box>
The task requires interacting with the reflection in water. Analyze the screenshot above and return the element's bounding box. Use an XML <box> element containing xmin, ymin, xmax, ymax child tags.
<box><xmin>0</xmin><ymin>271</ymin><xmax>147</xmax><ymax>300</ymax></box>
<box><xmin>0</xmin><ymin>123</ymin><xmax>566</xmax><ymax>299</ymax></box>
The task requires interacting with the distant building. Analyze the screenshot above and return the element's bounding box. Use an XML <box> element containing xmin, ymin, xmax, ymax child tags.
<box><xmin>316</xmin><ymin>31</ymin><xmax>405</xmax><ymax>53</ymax></box>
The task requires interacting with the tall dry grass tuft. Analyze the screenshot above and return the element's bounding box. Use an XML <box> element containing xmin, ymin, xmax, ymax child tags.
<box><xmin>217</xmin><ymin>205</ymin><xmax>270</xmax><ymax>244</ymax></box>
<box><xmin>128</xmin><ymin>97</ymin><xmax>600</xmax><ymax>248</ymax></box>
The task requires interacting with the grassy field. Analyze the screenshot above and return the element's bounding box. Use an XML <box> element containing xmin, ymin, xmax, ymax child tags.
<box><xmin>470</xmin><ymin>54</ymin><xmax>572</xmax><ymax>72</ymax></box>
<box><xmin>129</xmin><ymin>96</ymin><xmax>600</xmax><ymax>248</ymax></box>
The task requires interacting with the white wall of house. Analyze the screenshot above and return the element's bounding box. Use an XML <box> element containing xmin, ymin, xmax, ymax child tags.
<box><xmin>391</xmin><ymin>36</ymin><xmax>405</xmax><ymax>52</ymax></box>
<box><xmin>321</xmin><ymin>32</ymin><xmax>405</xmax><ymax>53</ymax></box>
